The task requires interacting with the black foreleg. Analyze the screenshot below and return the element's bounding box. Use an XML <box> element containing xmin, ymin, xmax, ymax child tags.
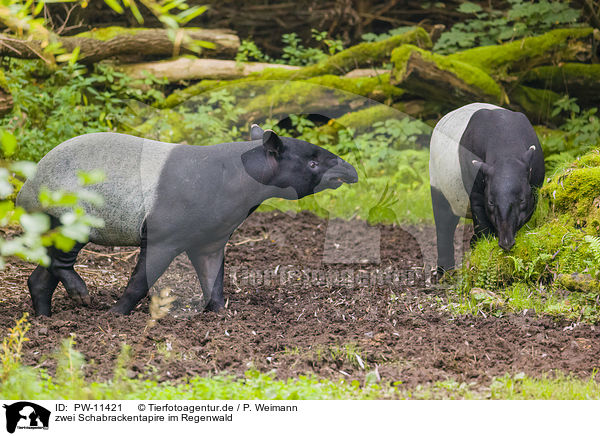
<box><xmin>469</xmin><ymin>193</ymin><xmax>494</xmax><ymax>247</ymax></box>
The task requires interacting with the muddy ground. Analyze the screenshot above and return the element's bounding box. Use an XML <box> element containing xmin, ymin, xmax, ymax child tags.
<box><xmin>1</xmin><ymin>211</ymin><xmax>599</xmax><ymax>389</ymax></box>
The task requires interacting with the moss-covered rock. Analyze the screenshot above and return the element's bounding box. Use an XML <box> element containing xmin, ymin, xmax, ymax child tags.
<box><xmin>390</xmin><ymin>44</ymin><xmax>504</xmax><ymax>106</ymax></box>
<box><xmin>557</xmin><ymin>273</ymin><xmax>600</xmax><ymax>293</ymax></box>
<box><xmin>542</xmin><ymin>149</ymin><xmax>600</xmax><ymax>228</ymax></box>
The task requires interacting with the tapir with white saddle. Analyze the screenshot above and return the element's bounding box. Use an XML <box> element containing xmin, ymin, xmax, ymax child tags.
<box><xmin>429</xmin><ymin>103</ymin><xmax>545</xmax><ymax>274</ymax></box>
<box><xmin>17</xmin><ymin>125</ymin><xmax>358</xmax><ymax>316</ymax></box>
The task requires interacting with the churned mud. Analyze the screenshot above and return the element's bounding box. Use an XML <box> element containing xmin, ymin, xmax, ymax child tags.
<box><xmin>1</xmin><ymin>211</ymin><xmax>599</xmax><ymax>389</ymax></box>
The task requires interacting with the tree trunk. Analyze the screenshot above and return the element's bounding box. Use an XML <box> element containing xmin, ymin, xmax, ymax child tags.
<box><xmin>449</xmin><ymin>27</ymin><xmax>597</xmax><ymax>75</ymax></box>
<box><xmin>390</xmin><ymin>45</ymin><xmax>504</xmax><ymax>107</ymax></box>
<box><xmin>0</xmin><ymin>27</ymin><xmax>240</xmax><ymax>63</ymax></box>
<box><xmin>121</xmin><ymin>58</ymin><xmax>300</xmax><ymax>82</ymax></box>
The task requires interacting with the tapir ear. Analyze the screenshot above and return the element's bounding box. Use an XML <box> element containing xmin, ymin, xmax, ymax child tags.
<box><xmin>262</xmin><ymin>129</ymin><xmax>283</xmax><ymax>155</ymax></box>
<box><xmin>472</xmin><ymin>160</ymin><xmax>493</xmax><ymax>177</ymax></box>
<box><xmin>250</xmin><ymin>123</ymin><xmax>264</xmax><ymax>140</ymax></box>
<box><xmin>522</xmin><ymin>145</ymin><xmax>536</xmax><ymax>166</ymax></box>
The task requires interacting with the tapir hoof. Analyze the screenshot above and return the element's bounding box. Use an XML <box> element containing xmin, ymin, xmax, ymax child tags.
<box><xmin>205</xmin><ymin>299</ymin><xmax>225</xmax><ymax>313</ymax></box>
<box><xmin>67</xmin><ymin>292</ymin><xmax>91</xmax><ymax>306</ymax></box>
<box><xmin>108</xmin><ymin>303</ymin><xmax>133</xmax><ymax>315</ymax></box>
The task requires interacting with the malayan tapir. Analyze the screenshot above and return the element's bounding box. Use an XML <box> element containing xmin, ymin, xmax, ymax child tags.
<box><xmin>16</xmin><ymin>126</ymin><xmax>358</xmax><ymax>316</ymax></box>
<box><xmin>429</xmin><ymin>103</ymin><xmax>545</xmax><ymax>274</ymax></box>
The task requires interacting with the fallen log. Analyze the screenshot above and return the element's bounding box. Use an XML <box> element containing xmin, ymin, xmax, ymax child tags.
<box><xmin>120</xmin><ymin>57</ymin><xmax>300</xmax><ymax>82</ymax></box>
<box><xmin>390</xmin><ymin>44</ymin><xmax>505</xmax><ymax>107</ymax></box>
<box><xmin>344</xmin><ymin>68</ymin><xmax>392</xmax><ymax>78</ymax></box>
<box><xmin>521</xmin><ymin>63</ymin><xmax>600</xmax><ymax>106</ymax></box>
<box><xmin>0</xmin><ymin>27</ymin><xmax>240</xmax><ymax>63</ymax></box>
<box><xmin>507</xmin><ymin>85</ymin><xmax>562</xmax><ymax>125</ymax></box>
<box><xmin>258</xmin><ymin>27</ymin><xmax>432</xmax><ymax>80</ymax></box>
<box><xmin>162</xmin><ymin>28</ymin><xmax>431</xmax><ymax>107</ymax></box>
<box><xmin>317</xmin><ymin>101</ymin><xmax>441</xmax><ymax>138</ymax></box>
<box><xmin>240</xmin><ymin>73</ymin><xmax>405</xmax><ymax>120</ymax></box>
<box><xmin>448</xmin><ymin>27</ymin><xmax>596</xmax><ymax>76</ymax></box>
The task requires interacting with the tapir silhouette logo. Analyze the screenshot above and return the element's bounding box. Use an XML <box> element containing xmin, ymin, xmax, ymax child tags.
<box><xmin>3</xmin><ymin>402</ymin><xmax>50</xmax><ymax>433</ymax></box>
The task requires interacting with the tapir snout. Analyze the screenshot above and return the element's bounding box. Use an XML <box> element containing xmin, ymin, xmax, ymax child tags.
<box><xmin>321</xmin><ymin>158</ymin><xmax>358</xmax><ymax>189</ymax></box>
<box><xmin>496</xmin><ymin>218</ymin><xmax>516</xmax><ymax>251</ymax></box>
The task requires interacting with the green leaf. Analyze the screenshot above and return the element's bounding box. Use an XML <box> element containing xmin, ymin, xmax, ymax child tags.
<box><xmin>10</xmin><ymin>161</ymin><xmax>37</xmax><ymax>179</ymax></box>
<box><xmin>104</xmin><ymin>0</ymin><xmax>125</xmax><ymax>14</ymax></box>
<box><xmin>20</xmin><ymin>213</ymin><xmax>51</xmax><ymax>234</ymax></box>
<box><xmin>52</xmin><ymin>233</ymin><xmax>76</xmax><ymax>252</ymax></box>
<box><xmin>1</xmin><ymin>130</ymin><xmax>17</xmax><ymax>157</ymax></box>
<box><xmin>0</xmin><ymin>169</ymin><xmax>13</xmax><ymax>198</ymax></box>
<box><xmin>77</xmin><ymin>169</ymin><xmax>106</xmax><ymax>185</ymax></box>
<box><xmin>60</xmin><ymin>222</ymin><xmax>91</xmax><ymax>242</ymax></box>
<box><xmin>177</xmin><ymin>5</ymin><xmax>208</xmax><ymax>24</ymax></box>
<box><xmin>457</xmin><ymin>2</ymin><xmax>482</xmax><ymax>14</ymax></box>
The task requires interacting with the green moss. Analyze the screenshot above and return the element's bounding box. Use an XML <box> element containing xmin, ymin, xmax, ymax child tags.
<box><xmin>259</xmin><ymin>27</ymin><xmax>431</xmax><ymax>81</ymax></box>
<box><xmin>557</xmin><ymin>273</ymin><xmax>600</xmax><ymax>293</ymax></box>
<box><xmin>524</xmin><ymin>63</ymin><xmax>600</xmax><ymax>83</ymax></box>
<box><xmin>322</xmin><ymin>105</ymin><xmax>398</xmax><ymax>135</ymax></box>
<box><xmin>448</xmin><ymin>27</ymin><xmax>594</xmax><ymax>75</ymax></box>
<box><xmin>162</xmin><ymin>28</ymin><xmax>429</xmax><ymax>108</ymax></box>
<box><xmin>243</xmin><ymin>74</ymin><xmax>403</xmax><ymax>114</ymax></box>
<box><xmin>509</xmin><ymin>85</ymin><xmax>562</xmax><ymax>123</ymax></box>
<box><xmin>0</xmin><ymin>69</ymin><xmax>8</xmax><ymax>92</ymax></box>
<box><xmin>73</xmin><ymin>26</ymin><xmax>155</xmax><ymax>40</ymax></box>
<box><xmin>542</xmin><ymin>150</ymin><xmax>600</xmax><ymax>221</ymax></box>
<box><xmin>390</xmin><ymin>44</ymin><xmax>503</xmax><ymax>102</ymax></box>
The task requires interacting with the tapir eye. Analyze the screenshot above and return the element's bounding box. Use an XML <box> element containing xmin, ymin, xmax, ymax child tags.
<box><xmin>309</xmin><ymin>160</ymin><xmax>319</xmax><ymax>169</ymax></box>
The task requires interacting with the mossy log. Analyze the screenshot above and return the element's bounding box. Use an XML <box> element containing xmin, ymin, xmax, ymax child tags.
<box><xmin>0</xmin><ymin>69</ymin><xmax>12</xmax><ymax>115</ymax></box>
<box><xmin>521</xmin><ymin>63</ymin><xmax>600</xmax><ymax>106</ymax></box>
<box><xmin>241</xmin><ymin>74</ymin><xmax>405</xmax><ymax>120</ymax></box>
<box><xmin>121</xmin><ymin>57</ymin><xmax>300</xmax><ymax>82</ymax></box>
<box><xmin>317</xmin><ymin>100</ymin><xmax>443</xmax><ymax>137</ymax></box>
<box><xmin>508</xmin><ymin>85</ymin><xmax>563</xmax><ymax>125</ymax></box>
<box><xmin>448</xmin><ymin>28</ymin><xmax>596</xmax><ymax>77</ymax></box>
<box><xmin>257</xmin><ymin>27</ymin><xmax>432</xmax><ymax>81</ymax></box>
<box><xmin>162</xmin><ymin>28</ymin><xmax>431</xmax><ymax>108</ymax></box>
<box><xmin>0</xmin><ymin>27</ymin><xmax>240</xmax><ymax>63</ymax></box>
<box><xmin>390</xmin><ymin>44</ymin><xmax>504</xmax><ymax>107</ymax></box>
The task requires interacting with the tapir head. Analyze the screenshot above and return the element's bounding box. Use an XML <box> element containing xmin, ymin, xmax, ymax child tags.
<box><xmin>242</xmin><ymin>124</ymin><xmax>358</xmax><ymax>199</ymax></box>
<box><xmin>474</xmin><ymin>145</ymin><xmax>538</xmax><ymax>251</ymax></box>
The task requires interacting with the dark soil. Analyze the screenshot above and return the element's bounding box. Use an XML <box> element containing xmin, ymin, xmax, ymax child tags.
<box><xmin>1</xmin><ymin>211</ymin><xmax>599</xmax><ymax>389</ymax></box>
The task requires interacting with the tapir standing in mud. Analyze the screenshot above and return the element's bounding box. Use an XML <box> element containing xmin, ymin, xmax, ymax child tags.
<box><xmin>429</xmin><ymin>103</ymin><xmax>545</xmax><ymax>274</ymax></box>
<box><xmin>16</xmin><ymin>126</ymin><xmax>358</xmax><ymax>316</ymax></box>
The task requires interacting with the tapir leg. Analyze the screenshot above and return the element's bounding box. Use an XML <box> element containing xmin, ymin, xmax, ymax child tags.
<box><xmin>47</xmin><ymin>242</ymin><xmax>91</xmax><ymax>306</ymax></box>
<box><xmin>109</xmin><ymin>224</ymin><xmax>179</xmax><ymax>315</ymax></box>
<box><xmin>431</xmin><ymin>186</ymin><xmax>460</xmax><ymax>273</ymax></box>
<box><xmin>28</xmin><ymin>265</ymin><xmax>59</xmax><ymax>316</ymax></box>
<box><xmin>186</xmin><ymin>247</ymin><xmax>225</xmax><ymax>312</ymax></box>
<box><xmin>470</xmin><ymin>193</ymin><xmax>494</xmax><ymax>246</ymax></box>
